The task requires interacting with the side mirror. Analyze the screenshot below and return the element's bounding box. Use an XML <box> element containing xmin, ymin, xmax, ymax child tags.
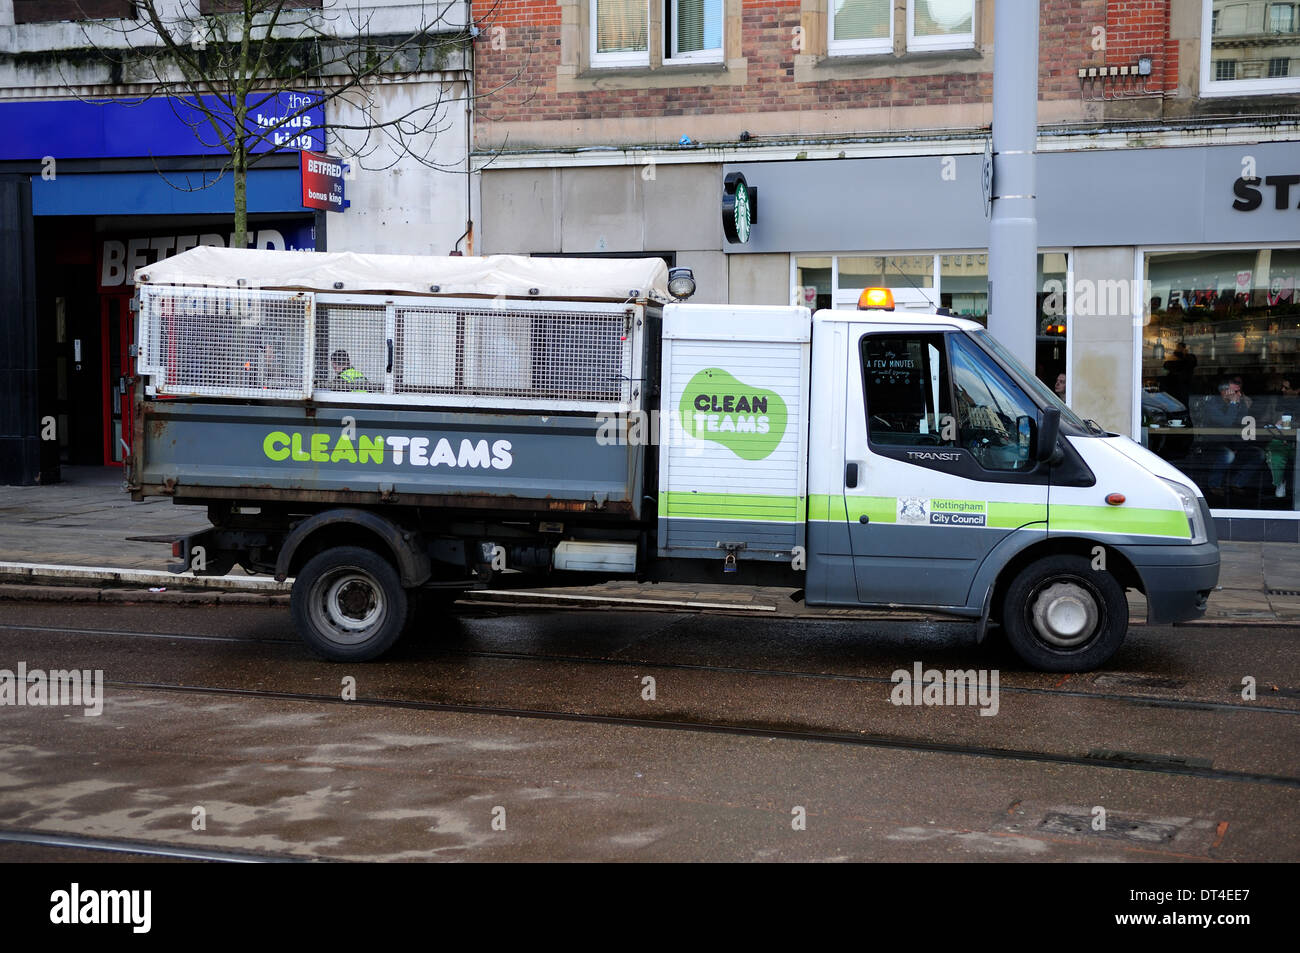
<box><xmin>1036</xmin><ymin>407</ymin><xmax>1061</xmax><ymax>462</ymax></box>
<box><xmin>1016</xmin><ymin>415</ymin><xmax>1035</xmax><ymax>464</ymax></box>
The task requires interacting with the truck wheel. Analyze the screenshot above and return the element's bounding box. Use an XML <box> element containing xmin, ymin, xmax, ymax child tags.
<box><xmin>291</xmin><ymin>546</ymin><xmax>410</xmax><ymax>661</ymax></box>
<box><xmin>1000</xmin><ymin>555</ymin><xmax>1128</xmax><ymax>672</ymax></box>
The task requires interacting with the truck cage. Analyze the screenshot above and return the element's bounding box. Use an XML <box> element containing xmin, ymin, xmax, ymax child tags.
<box><xmin>132</xmin><ymin>248</ymin><xmax>671</xmax><ymax>415</ymax></box>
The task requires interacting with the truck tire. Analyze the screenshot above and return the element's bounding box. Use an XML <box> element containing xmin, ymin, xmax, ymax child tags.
<box><xmin>1000</xmin><ymin>555</ymin><xmax>1128</xmax><ymax>672</ymax></box>
<box><xmin>291</xmin><ymin>546</ymin><xmax>410</xmax><ymax>661</ymax></box>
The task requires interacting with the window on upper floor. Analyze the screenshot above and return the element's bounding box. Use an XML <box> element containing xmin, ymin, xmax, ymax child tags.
<box><xmin>1203</xmin><ymin>0</ymin><xmax>1300</xmax><ymax>95</ymax></box>
<box><xmin>669</xmin><ymin>0</ymin><xmax>724</xmax><ymax>62</ymax></box>
<box><xmin>829</xmin><ymin>0</ymin><xmax>893</xmax><ymax>55</ymax></box>
<box><xmin>13</xmin><ymin>0</ymin><xmax>135</xmax><ymax>23</ymax></box>
<box><xmin>589</xmin><ymin>0</ymin><xmax>723</xmax><ymax>68</ymax></box>
<box><xmin>828</xmin><ymin>0</ymin><xmax>975</xmax><ymax>58</ymax></box>
<box><xmin>906</xmin><ymin>0</ymin><xmax>974</xmax><ymax>52</ymax></box>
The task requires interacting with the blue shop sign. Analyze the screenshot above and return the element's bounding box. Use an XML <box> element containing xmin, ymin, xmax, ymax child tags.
<box><xmin>4</xmin><ymin>91</ymin><xmax>324</xmax><ymax>161</ymax></box>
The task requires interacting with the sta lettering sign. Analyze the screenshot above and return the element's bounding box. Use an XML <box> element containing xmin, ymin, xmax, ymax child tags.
<box><xmin>1232</xmin><ymin>173</ymin><xmax>1300</xmax><ymax>212</ymax></box>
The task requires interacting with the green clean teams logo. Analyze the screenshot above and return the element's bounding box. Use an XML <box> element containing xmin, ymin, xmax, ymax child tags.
<box><xmin>679</xmin><ymin>367</ymin><xmax>787</xmax><ymax>461</ymax></box>
<box><xmin>261</xmin><ymin>430</ymin><xmax>513</xmax><ymax>470</ymax></box>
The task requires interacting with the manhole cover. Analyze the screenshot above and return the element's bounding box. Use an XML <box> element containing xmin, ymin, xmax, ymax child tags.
<box><xmin>1039</xmin><ymin>811</ymin><xmax>1182</xmax><ymax>844</ymax></box>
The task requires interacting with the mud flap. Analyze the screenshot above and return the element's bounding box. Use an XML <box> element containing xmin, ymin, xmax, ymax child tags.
<box><xmin>974</xmin><ymin>583</ymin><xmax>995</xmax><ymax>644</ymax></box>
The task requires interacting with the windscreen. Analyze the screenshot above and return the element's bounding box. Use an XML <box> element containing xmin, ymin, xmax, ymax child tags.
<box><xmin>969</xmin><ymin>329</ymin><xmax>1090</xmax><ymax>433</ymax></box>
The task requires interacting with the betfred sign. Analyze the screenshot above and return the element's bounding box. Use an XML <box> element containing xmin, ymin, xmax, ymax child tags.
<box><xmin>301</xmin><ymin>151</ymin><xmax>346</xmax><ymax>212</ymax></box>
<box><xmin>99</xmin><ymin>223</ymin><xmax>315</xmax><ymax>290</ymax></box>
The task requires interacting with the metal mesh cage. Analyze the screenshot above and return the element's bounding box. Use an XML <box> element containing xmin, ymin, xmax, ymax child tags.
<box><xmin>395</xmin><ymin>304</ymin><xmax>629</xmax><ymax>402</ymax></box>
<box><xmin>315</xmin><ymin>304</ymin><xmax>386</xmax><ymax>395</ymax></box>
<box><xmin>137</xmin><ymin>287</ymin><xmax>637</xmax><ymax>408</ymax></box>
<box><xmin>138</xmin><ymin>287</ymin><xmax>310</xmax><ymax>399</ymax></box>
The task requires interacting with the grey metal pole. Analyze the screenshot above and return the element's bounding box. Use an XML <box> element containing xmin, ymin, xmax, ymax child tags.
<box><xmin>988</xmin><ymin>0</ymin><xmax>1040</xmax><ymax>371</ymax></box>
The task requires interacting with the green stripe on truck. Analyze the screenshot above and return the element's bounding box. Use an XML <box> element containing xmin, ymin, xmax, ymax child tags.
<box><xmin>1050</xmin><ymin>504</ymin><xmax>1191</xmax><ymax>538</ymax></box>
<box><xmin>663</xmin><ymin>492</ymin><xmax>806</xmax><ymax>523</ymax></box>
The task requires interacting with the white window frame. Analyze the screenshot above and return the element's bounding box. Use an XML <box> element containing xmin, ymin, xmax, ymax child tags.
<box><xmin>906</xmin><ymin>0</ymin><xmax>976</xmax><ymax>52</ymax></box>
<box><xmin>590</xmin><ymin>0</ymin><xmax>651</xmax><ymax>69</ymax></box>
<box><xmin>664</xmin><ymin>0</ymin><xmax>725</xmax><ymax>64</ymax></box>
<box><xmin>828</xmin><ymin>0</ymin><xmax>894</xmax><ymax>56</ymax></box>
<box><xmin>1200</xmin><ymin>0</ymin><xmax>1300</xmax><ymax>96</ymax></box>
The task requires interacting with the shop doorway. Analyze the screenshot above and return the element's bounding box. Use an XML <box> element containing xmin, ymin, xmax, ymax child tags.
<box><xmin>100</xmin><ymin>292</ymin><xmax>134</xmax><ymax>466</ymax></box>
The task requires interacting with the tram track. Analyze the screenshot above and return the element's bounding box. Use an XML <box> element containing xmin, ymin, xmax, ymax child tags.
<box><xmin>60</xmin><ymin>676</ymin><xmax>1295</xmax><ymax>789</ymax></box>
<box><xmin>1</xmin><ymin>620</ymin><xmax>1293</xmax><ymax>718</ymax></box>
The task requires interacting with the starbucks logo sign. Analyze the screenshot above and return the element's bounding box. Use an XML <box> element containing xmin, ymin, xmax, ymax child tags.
<box><xmin>722</xmin><ymin>172</ymin><xmax>756</xmax><ymax>244</ymax></box>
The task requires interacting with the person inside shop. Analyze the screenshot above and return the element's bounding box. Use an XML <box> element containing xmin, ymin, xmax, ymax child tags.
<box><xmin>1263</xmin><ymin>377</ymin><xmax>1300</xmax><ymax>500</ymax></box>
<box><xmin>1202</xmin><ymin>378</ymin><xmax>1266</xmax><ymax>503</ymax></box>
<box><xmin>330</xmin><ymin>349</ymin><xmax>369</xmax><ymax>391</ymax></box>
<box><xmin>1162</xmin><ymin>341</ymin><xmax>1197</xmax><ymax>407</ymax></box>
<box><xmin>1053</xmin><ymin>373</ymin><xmax>1067</xmax><ymax>401</ymax></box>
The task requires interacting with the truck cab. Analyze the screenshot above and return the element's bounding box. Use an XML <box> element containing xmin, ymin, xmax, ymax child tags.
<box><xmin>808</xmin><ymin>295</ymin><xmax>1219</xmax><ymax>670</ymax></box>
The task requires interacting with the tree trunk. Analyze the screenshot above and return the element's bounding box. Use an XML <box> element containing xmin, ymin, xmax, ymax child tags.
<box><xmin>233</xmin><ymin>141</ymin><xmax>247</xmax><ymax>249</ymax></box>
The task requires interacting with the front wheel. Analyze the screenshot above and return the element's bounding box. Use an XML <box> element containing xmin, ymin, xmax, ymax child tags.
<box><xmin>290</xmin><ymin>546</ymin><xmax>410</xmax><ymax>661</ymax></box>
<box><xmin>1000</xmin><ymin>555</ymin><xmax>1129</xmax><ymax>672</ymax></box>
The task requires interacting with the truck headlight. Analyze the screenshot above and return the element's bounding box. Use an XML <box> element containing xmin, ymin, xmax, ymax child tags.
<box><xmin>1161</xmin><ymin>478</ymin><xmax>1207</xmax><ymax>545</ymax></box>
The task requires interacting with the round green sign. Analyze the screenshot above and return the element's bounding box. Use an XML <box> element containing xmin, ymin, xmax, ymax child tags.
<box><xmin>722</xmin><ymin>172</ymin><xmax>754</xmax><ymax>244</ymax></box>
<box><xmin>733</xmin><ymin>181</ymin><xmax>751</xmax><ymax>243</ymax></box>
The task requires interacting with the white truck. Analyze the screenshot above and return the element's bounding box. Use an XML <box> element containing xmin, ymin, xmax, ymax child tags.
<box><xmin>129</xmin><ymin>247</ymin><xmax>1219</xmax><ymax>671</ymax></box>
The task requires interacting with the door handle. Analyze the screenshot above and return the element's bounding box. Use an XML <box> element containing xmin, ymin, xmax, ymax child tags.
<box><xmin>386</xmin><ymin>339</ymin><xmax>394</xmax><ymax>373</ymax></box>
<box><xmin>845</xmin><ymin>462</ymin><xmax>859</xmax><ymax>489</ymax></box>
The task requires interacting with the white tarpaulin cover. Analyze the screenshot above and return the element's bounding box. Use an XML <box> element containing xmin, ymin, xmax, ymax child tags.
<box><xmin>137</xmin><ymin>247</ymin><xmax>672</xmax><ymax>302</ymax></box>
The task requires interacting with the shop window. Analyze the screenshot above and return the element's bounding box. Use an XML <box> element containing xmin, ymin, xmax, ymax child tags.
<box><xmin>1141</xmin><ymin>247</ymin><xmax>1300</xmax><ymax>512</ymax></box>
<box><xmin>1203</xmin><ymin>0</ymin><xmax>1300</xmax><ymax>94</ymax></box>
<box><xmin>794</xmin><ymin>250</ymin><xmax>1068</xmax><ymax>395</ymax></box>
<box><xmin>907</xmin><ymin>0</ymin><xmax>974</xmax><ymax>52</ymax></box>
<box><xmin>939</xmin><ymin>252</ymin><xmax>987</xmax><ymax>320</ymax></box>
<box><xmin>794</xmin><ymin>257</ymin><xmax>833</xmax><ymax>311</ymax></box>
<box><xmin>13</xmin><ymin>1</ymin><xmax>134</xmax><ymax>22</ymax></box>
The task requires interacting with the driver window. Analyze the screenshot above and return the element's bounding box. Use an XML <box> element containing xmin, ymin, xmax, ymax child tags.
<box><xmin>948</xmin><ymin>334</ymin><xmax>1038</xmax><ymax>471</ymax></box>
<box><xmin>861</xmin><ymin>333</ymin><xmax>955</xmax><ymax>447</ymax></box>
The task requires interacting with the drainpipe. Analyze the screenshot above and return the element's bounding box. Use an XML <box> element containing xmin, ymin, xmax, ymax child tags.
<box><xmin>987</xmin><ymin>0</ymin><xmax>1040</xmax><ymax>370</ymax></box>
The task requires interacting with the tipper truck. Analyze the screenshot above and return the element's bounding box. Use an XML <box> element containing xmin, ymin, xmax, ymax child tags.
<box><xmin>127</xmin><ymin>247</ymin><xmax>1220</xmax><ymax>671</ymax></box>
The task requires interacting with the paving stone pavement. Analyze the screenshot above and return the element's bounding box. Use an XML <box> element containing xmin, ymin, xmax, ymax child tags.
<box><xmin>0</xmin><ymin>466</ymin><xmax>1292</xmax><ymax>623</ymax></box>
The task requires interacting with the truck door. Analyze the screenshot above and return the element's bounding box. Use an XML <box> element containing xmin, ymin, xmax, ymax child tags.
<box><xmin>842</xmin><ymin>328</ymin><xmax>1049</xmax><ymax>608</ymax></box>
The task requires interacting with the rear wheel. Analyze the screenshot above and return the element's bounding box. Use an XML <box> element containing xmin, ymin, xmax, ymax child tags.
<box><xmin>1000</xmin><ymin>555</ymin><xmax>1128</xmax><ymax>672</ymax></box>
<box><xmin>290</xmin><ymin>546</ymin><xmax>409</xmax><ymax>661</ymax></box>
